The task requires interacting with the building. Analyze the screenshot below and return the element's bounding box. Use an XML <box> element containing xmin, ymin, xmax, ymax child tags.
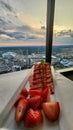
<box><xmin>2</xmin><ymin>52</ymin><xmax>16</xmax><ymax>59</ymax></box>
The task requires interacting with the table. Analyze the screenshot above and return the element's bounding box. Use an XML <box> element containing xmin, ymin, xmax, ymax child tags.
<box><xmin>54</xmin><ymin>71</ymin><xmax>73</xmax><ymax>130</ymax></box>
<box><xmin>0</xmin><ymin>68</ymin><xmax>73</xmax><ymax>130</ymax></box>
<box><xmin>0</xmin><ymin>69</ymin><xmax>32</xmax><ymax>126</ymax></box>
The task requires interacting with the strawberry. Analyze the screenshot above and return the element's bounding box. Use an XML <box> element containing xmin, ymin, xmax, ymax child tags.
<box><xmin>42</xmin><ymin>87</ymin><xmax>50</xmax><ymax>102</ymax></box>
<box><xmin>15</xmin><ymin>98</ymin><xmax>28</xmax><ymax>122</ymax></box>
<box><xmin>20</xmin><ymin>88</ymin><xmax>28</xmax><ymax>97</ymax></box>
<box><xmin>42</xmin><ymin>102</ymin><xmax>60</xmax><ymax>122</ymax></box>
<box><xmin>14</xmin><ymin>94</ymin><xmax>25</xmax><ymax>107</ymax></box>
<box><xmin>28</xmin><ymin>95</ymin><xmax>42</xmax><ymax>109</ymax></box>
<box><xmin>24</xmin><ymin>108</ymin><xmax>43</xmax><ymax>128</ymax></box>
<box><xmin>29</xmin><ymin>89</ymin><xmax>42</xmax><ymax>97</ymax></box>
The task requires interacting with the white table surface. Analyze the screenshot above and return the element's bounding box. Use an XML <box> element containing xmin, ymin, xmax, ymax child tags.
<box><xmin>54</xmin><ymin>71</ymin><xmax>73</xmax><ymax>130</ymax></box>
<box><xmin>0</xmin><ymin>69</ymin><xmax>32</xmax><ymax>126</ymax></box>
<box><xmin>0</xmin><ymin>69</ymin><xmax>73</xmax><ymax>130</ymax></box>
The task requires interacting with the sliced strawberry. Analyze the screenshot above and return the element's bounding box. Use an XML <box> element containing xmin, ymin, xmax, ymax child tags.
<box><xmin>42</xmin><ymin>102</ymin><xmax>60</xmax><ymax>122</ymax></box>
<box><xmin>24</xmin><ymin>108</ymin><xmax>43</xmax><ymax>128</ymax></box>
<box><xmin>15</xmin><ymin>98</ymin><xmax>28</xmax><ymax>122</ymax></box>
<box><xmin>29</xmin><ymin>89</ymin><xmax>42</xmax><ymax>96</ymax></box>
<box><xmin>20</xmin><ymin>88</ymin><xmax>28</xmax><ymax>97</ymax></box>
<box><xmin>14</xmin><ymin>95</ymin><xmax>25</xmax><ymax>107</ymax></box>
<box><xmin>28</xmin><ymin>95</ymin><xmax>42</xmax><ymax>109</ymax></box>
<box><xmin>42</xmin><ymin>87</ymin><xmax>50</xmax><ymax>102</ymax></box>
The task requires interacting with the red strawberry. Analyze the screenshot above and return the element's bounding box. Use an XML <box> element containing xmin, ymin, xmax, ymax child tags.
<box><xmin>29</xmin><ymin>89</ymin><xmax>42</xmax><ymax>97</ymax></box>
<box><xmin>24</xmin><ymin>108</ymin><xmax>43</xmax><ymax>128</ymax></box>
<box><xmin>28</xmin><ymin>95</ymin><xmax>42</xmax><ymax>109</ymax></box>
<box><xmin>14</xmin><ymin>95</ymin><xmax>25</xmax><ymax>107</ymax></box>
<box><xmin>42</xmin><ymin>87</ymin><xmax>50</xmax><ymax>102</ymax></box>
<box><xmin>42</xmin><ymin>102</ymin><xmax>60</xmax><ymax>122</ymax></box>
<box><xmin>15</xmin><ymin>98</ymin><xmax>28</xmax><ymax>122</ymax></box>
<box><xmin>20</xmin><ymin>88</ymin><xmax>28</xmax><ymax>97</ymax></box>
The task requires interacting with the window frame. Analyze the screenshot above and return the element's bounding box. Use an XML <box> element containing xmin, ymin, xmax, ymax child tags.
<box><xmin>46</xmin><ymin>0</ymin><xmax>55</xmax><ymax>64</ymax></box>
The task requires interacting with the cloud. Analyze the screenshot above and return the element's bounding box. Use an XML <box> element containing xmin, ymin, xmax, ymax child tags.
<box><xmin>53</xmin><ymin>29</ymin><xmax>73</xmax><ymax>45</ymax></box>
<box><xmin>15</xmin><ymin>25</ymin><xmax>45</xmax><ymax>40</ymax></box>
<box><xmin>0</xmin><ymin>27</ymin><xmax>43</xmax><ymax>41</ymax></box>
<box><xmin>0</xmin><ymin>0</ymin><xmax>23</xmax><ymax>31</ymax></box>
<box><xmin>0</xmin><ymin>18</ymin><xmax>6</xmax><ymax>25</ymax></box>
<box><xmin>0</xmin><ymin>30</ymin><xmax>26</xmax><ymax>40</ymax></box>
<box><xmin>55</xmin><ymin>29</ymin><xmax>73</xmax><ymax>38</ymax></box>
<box><xmin>13</xmin><ymin>33</ymin><xmax>25</xmax><ymax>39</ymax></box>
<box><xmin>17</xmin><ymin>25</ymin><xmax>32</xmax><ymax>32</ymax></box>
<box><xmin>0</xmin><ymin>34</ymin><xmax>15</xmax><ymax>41</ymax></box>
<box><xmin>26</xmin><ymin>35</ymin><xmax>39</xmax><ymax>40</ymax></box>
<box><xmin>0</xmin><ymin>30</ymin><xmax>6</xmax><ymax>35</ymax></box>
<box><xmin>0</xmin><ymin>1</ymin><xmax>13</xmax><ymax>12</ymax></box>
<box><xmin>0</xmin><ymin>0</ymin><xmax>46</xmax><ymax>45</ymax></box>
<box><xmin>41</xmin><ymin>26</ymin><xmax>46</xmax><ymax>30</ymax></box>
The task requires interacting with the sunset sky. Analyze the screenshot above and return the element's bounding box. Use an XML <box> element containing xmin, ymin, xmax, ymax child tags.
<box><xmin>0</xmin><ymin>0</ymin><xmax>73</xmax><ymax>47</ymax></box>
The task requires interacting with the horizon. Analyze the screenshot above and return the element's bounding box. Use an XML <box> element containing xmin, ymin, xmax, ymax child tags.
<box><xmin>0</xmin><ymin>44</ymin><xmax>73</xmax><ymax>48</ymax></box>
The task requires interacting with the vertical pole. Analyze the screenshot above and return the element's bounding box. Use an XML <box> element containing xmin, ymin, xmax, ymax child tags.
<box><xmin>46</xmin><ymin>0</ymin><xmax>55</xmax><ymax>64</ymax></box>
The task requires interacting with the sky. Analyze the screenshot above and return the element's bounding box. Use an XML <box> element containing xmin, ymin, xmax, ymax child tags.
<box><xmin>0</xmin><ymin>0</ymin><xmax>73</xmax><ymax>47</ymax></box>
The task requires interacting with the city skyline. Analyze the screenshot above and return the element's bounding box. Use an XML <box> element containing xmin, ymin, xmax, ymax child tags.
<box><xmin>0</xmin><ymin>0</ymin><xmax>73</xmax><ymax>47</ymax></box>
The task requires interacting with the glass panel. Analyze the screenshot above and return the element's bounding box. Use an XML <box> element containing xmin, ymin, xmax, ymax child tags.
<box><xmin>0</xmin><ymin>0</ymin><xmax>47</xmax><ymax>74</ymax></box>
<box><xmin>52</xmin><ymin>0</ymin><xmax>73</xmax><ymax>70</ymax></box>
